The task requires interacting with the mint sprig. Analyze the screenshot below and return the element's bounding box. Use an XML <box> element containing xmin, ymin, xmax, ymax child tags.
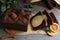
<box><xmin>0</xmin><ymin>0</ymin><xmax>17</xmax><ymax>12</ymax></box>
<box><xmin>42</xmin><ymin>27</ymin><xmax>50</xmax><ymax>32</ymax></box>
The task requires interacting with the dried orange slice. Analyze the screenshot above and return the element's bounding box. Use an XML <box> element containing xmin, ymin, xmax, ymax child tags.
<box><xmin>47</xmin><ymin>31</ymin><xmax>57</xmax><ymax>36</ymax></box>
<box><xmin>50</xmin><ymin>23</ymin><xmax>59</xmax><ymax>32</ymax></box>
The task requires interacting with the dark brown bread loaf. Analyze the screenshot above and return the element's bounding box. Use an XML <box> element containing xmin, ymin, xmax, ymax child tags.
<box><xmin>1</xmin><ymin>8</ymin><xmax>31</xmax><ymax>32</ymax></box>
<box><xmin>25</xmin><ymin>0</ymin><xmax>60</xmax><ymax>9</ymax></box>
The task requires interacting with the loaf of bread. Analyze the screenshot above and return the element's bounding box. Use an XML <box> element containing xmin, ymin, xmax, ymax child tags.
<box><xmin>1</xmin><ymin>8</ymin><xmax>31</xmax><ymax>32</ymax></box>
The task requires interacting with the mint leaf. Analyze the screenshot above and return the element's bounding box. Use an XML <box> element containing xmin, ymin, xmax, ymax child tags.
<box><xmin>43</xmin><ymin>27</ymin><xmax>50</xmax><ymax>32</ymax></box>
<box><xmin>1</xmin><ymin>4</ymin><xmax>6</xmax><ymax>12</ymax></box>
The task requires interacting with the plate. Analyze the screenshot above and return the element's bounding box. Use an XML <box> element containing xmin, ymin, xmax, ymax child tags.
<box><xmin>54</xmin><ymin>0</ymin><xmax>60</xmax><ymax>5</ymax></box>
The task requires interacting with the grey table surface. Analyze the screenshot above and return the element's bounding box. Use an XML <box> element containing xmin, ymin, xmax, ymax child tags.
<box><xmin>0</xmin><ymin>0</ymin><xmax>60</xmax><ymax>40</ymax></box>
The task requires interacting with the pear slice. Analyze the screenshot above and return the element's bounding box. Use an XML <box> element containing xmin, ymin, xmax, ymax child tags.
<box><xmin>31</xmin><ymin>15</ymin><xmax>46</xmax><ymax>27</ymax></box>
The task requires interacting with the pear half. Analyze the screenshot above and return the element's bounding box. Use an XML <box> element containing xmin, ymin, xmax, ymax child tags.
<box><xmin>31</xmin><ymin>15</ymin><xmax>46</xmax><ymax>27</ymax></box>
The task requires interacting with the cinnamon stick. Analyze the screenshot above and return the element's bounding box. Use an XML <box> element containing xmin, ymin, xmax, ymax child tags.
<box><xmin>0</xmin><ymin>34</ymin><xmax>14</xmax><ymax>39</ymax></box>
<box><xmin>5</xmin><ymin>28</ymin><xmax>16</xmax><ymax>38</ymax></box>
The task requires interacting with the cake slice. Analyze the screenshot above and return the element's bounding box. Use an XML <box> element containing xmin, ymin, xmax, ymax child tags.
<box><xmin>30</xmin><ymin>10</ymin><xmax>58</xmax><ymax>31</ymax></box>
<box><xmin>49</xmin><ymin>12</ymin><xmax>58</xmax><ymax>24</ymax></box>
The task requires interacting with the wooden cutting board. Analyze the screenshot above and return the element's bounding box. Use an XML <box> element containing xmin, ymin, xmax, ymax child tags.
<box><xmin>10</xmin><ymin>12</ymin><xmax>58</xmax><ymax>35</ymax></box>
<box><xmin>11</xmin><ymin>14</ymin><xmax>46</xmax><ymax>35</ymax></box>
